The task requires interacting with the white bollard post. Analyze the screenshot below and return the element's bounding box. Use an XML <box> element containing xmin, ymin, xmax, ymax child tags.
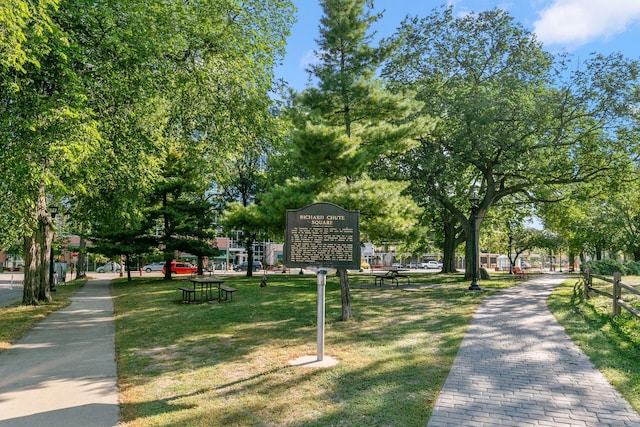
<box><xmin>317</xmin><ymin>269</ymin><xmax>327</xmax><ymax>361</ymax></box>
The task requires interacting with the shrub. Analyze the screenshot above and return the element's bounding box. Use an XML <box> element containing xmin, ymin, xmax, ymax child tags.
<box><xmin>624</xmin><ymin>261</ymin><xmax>640</xmax><ymax>276</ymax></box>
<box><xmin>585</xmin><ymin>259</ymin><xmax>626</xmax><ymax>276</ymax></box>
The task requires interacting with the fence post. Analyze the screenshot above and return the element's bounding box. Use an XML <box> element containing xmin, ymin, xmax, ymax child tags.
<box><xmin>583</xmin><ymin>266</ymin><xmax>591</xmax><ymax>300</ymax></box>
<box><xmin>613</xmin><ymin>272</ymin><xmax>621</xmax><ymax>316</ymax></box>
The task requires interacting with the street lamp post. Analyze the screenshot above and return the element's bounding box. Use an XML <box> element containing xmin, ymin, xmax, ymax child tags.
<box><xmin>468</xmin><ymin>195</ymin><xmax>481</xmax><ymax>291</ymax></box>
<box><xmin>49</xmin><ymin>205</ymin><xmax>58</xmax><ymax>293</ymax></box>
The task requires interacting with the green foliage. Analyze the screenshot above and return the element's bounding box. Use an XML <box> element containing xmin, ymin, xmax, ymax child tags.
<box><xmin>624</xmin><ymin>261</ymin><xmax>640</xmax><ymax>276</ymax></box>
<box><xmin>0</xmin><ymin>0</ymin><xmax>296</xmax><ymax>293</ymax></box>
<box><xmin>272</xmin><ymin>0</ymin><xmax>428</xmax><ymax>245</ymax></box>
<box><xmin>319</xmin><ymin>178</ymin><xmax>421</xmax><ymax>242</ymax></box>
<box><xmin>0</xmin><ymin>0</ymin><xmax>59</xmax><ymax>72</ymax></box>
<box><xmin>383</xmin><ymin>5</ymin><xmax>640</xmax><ymax>276</ymax></box>
<box><xmin>585</xmin><ymin>258</ymin><xmax>626</xmax><ymax>276</ymax></box>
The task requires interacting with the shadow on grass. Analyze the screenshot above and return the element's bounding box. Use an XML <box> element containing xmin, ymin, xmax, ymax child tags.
<box><xmin>112</xmin><ymin>273</ymin><xmax>504</xmax><ymax>425</ymax></box>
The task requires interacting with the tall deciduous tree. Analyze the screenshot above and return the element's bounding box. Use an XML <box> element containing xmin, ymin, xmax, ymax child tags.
<box><xmin>63</xmin><ymin>0</ymin><xmax>294</xmax><ymax>276</ymax></box>
<box><xmin>0</xmin><ymin>0</ymin><xmax>99</xmax><ymax>304</ymax></box>
<box><xmin>384</xmin><ymin>6</ymin><xmax>639</xmax><ymax>280</ymax></box>
<box><xmin>1</xmin><ymin>0</ymin><xmax>295</xmax><ymax>302</ymax></box>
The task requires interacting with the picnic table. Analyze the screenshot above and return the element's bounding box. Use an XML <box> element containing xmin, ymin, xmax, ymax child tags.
<box><xmin>373</xmin><ymin>269</ymin><xmax>410</xmax><ymax>288</ymax></box>
<box><xmin>182</xmin><ymin>276</ymin><xmax>224</xmax><ymax>303</ymax></box>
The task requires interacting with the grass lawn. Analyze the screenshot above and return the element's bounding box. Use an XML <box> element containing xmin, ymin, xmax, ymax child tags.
<box><xmin>112</xmin><ymin>271</ymin><xmax>517</xmax><ymax>427</ymax></box>
<box><xmin>4</xmin><ymin>270</ymin><xmax>639</xmax><ymax>425</ymax></box>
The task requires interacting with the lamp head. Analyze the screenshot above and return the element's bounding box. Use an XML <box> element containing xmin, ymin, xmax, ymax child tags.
<box><xmin>50</xmin><ymin>205</ymin><xmax>59</xmax><ymax>217</ymax></box>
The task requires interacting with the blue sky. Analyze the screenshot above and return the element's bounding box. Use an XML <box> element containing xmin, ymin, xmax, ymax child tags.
<box><xmin>275</xmin><ymin>0</ymin><xmax>640</xmax><ymax>91</ymax></box>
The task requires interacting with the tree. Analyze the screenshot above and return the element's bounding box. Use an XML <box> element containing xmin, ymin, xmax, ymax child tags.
<box><xmin>384</xmin><ymin>6</ymin><xmax>640</xmax><ymax>280</ymax></box>
<box><xmin>0</xmin><ymin>1</ymin><xmax>100</xmax><ymax>304</ymax></box>
<box><xmin>215</xmin><ymin>138</ymin><xmax>278</xmax><ymax>277</ymax></box>
<box><xmin>1</xmin><ymin>0</ymin><xmax>295</xmax><ymax>302</ymax></box>
<box><xmin>60</xmin><ymin>0</ymin><xmax>295</xmax><ymax>281</ymax></box>
<box><xmin>267</xmin><ymin>0</ymin><xmax>429</xmax><ymax>320</ymax></box>
<box><xmin>89</xmin><ymin>223</ymin><xmax>156</xmax><ymax>281</ymax></box>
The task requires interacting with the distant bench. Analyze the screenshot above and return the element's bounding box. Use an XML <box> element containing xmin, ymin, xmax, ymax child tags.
<box><xmin>512</xmin><ymin>267</ymin><xmax>528</xmax><ymax>279</ymax></box>
<box><xmin>373</xmin><ymin>270</ymin><xmax>410</xmax><ymax>288</ymax></box>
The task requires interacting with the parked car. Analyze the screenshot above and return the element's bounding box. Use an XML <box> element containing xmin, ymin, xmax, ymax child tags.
<box><xmin>234</xmin><ymin>261</ymin><xmax>263</xmax><ymax>272</ymax></box>
<box><xmin>424</xmin><ymin>260</ymin><xmax>443</xmax><ymax>269</ymax></box>
<box><xmin>141</xmin><ymin>262</ymin><xmax>165</xmax><ymax>273</ymax></box>
<box><xmin>96</xmin><ymin>261</ymin><xmax>121</xmax><ymax>273</ymax></box>
<box><xmin>162</xmin><ymin>261</ymin><xmax>198</xmax><ymax>275</ymax></box>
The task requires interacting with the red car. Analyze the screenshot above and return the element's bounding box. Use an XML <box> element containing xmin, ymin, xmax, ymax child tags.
<box><xmin>162</xmin><ymin>261</ymin><xmax>198</xmax><ymax>275</ymax></box>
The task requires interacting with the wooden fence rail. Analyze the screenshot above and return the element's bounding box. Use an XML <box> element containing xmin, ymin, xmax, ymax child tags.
<box><xmin>582</xmin><ymin>267</ymin><xmax>640</xmax><ymax>320</ymax></box>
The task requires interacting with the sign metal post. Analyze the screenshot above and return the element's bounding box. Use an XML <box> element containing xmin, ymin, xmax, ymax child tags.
<box><xmin>284</xmin><ymin>203</ymin><xmax>360</xmax><ymax>367</ymax></box>
<box><xmin>316</xmin><ymin>269</ymin><xmax>327</xmax><ymax>361</ymax></box>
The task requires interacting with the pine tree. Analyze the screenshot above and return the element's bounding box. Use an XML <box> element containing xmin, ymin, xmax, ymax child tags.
<box><xmin>283</xmin><ymin>0</ymin><xmax>431</xmax><ymax>320</ymax></box>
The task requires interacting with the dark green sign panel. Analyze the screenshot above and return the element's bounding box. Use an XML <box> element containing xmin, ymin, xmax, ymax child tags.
<box><xmin>285</xmin><ymin>202</ymin><xmax>360</xmax><ymax>269</ymax></box>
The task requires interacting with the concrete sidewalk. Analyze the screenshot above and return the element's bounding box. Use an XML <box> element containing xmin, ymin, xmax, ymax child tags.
<box><xmin>0</xmin><ymin>279</ymin><xmax>119</xmax><ymax>427</ymax></box>
<box><xmin>427</xmin><ymin>274</ymin><xmax>640</xmax><ymax>427</ymax></box>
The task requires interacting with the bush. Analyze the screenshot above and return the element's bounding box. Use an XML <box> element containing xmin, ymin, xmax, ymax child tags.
<box><xmin>585</xmin><ymin>259</ymin><xmax>626</xmax><ymax>276</ymax></box>
<box><xmin>624</xmin><ymin>261</ymin><xmax>640</xmax><ymax>276</ymax></box>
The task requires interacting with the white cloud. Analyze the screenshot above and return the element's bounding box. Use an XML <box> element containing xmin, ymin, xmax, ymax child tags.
<box><xmin>300</xmin><ymin>49</ymin><xmax>319</xmax><ymax>69</ymax></box>
<box><xmin>533</xmin><ymin>0</ymin><xmax>640</xmax><ymax>47</ymax></box>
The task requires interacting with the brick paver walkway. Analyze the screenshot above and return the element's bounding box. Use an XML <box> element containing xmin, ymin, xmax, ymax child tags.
<box><xmin>427</xmin><ymin>274</ymin><xmax>640</xmax><ymax>427</ymax></box>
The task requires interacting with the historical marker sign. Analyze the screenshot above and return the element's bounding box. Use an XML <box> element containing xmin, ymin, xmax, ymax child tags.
<box><xmin>285</xmin><ymin>202</ymin><xmax>360</xmax><ymax>270</ymax></box>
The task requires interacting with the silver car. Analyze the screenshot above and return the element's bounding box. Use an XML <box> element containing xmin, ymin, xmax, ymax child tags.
<box><xmin>96</xmin><ymin>261</ymin><xmax>121</xmax><ymax>273</ymax></box>
<box><xmin>142</xmin><ymin>262</ymin><xmax>165</xmax><ymax>273</ymax></box>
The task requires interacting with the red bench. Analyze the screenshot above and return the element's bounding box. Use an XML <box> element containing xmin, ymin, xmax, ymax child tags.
<box><xmin>512</xmin><ymin>267</ymin><xmax>528</xmax><ymax>279</ymax></box>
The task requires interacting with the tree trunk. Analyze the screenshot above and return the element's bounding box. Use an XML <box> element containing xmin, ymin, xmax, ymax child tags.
<box><xmin>246</xmin><ymin>238</ymin><xmax>254</xmax><ymax>277</ymax></box>
<box><xmin>464</xmin><ymin>210</ymin><xmax>483</xmax><ymax>281</ymax></box>
<box><xmin>464</xmin><ymin>233</ymin><xmax>473</xmax><ymax>280</ymax></box>
<box><xmin>338</xmin><ymin>268</ymin><xmax>352</xmax><ymax>321</ymax></box>
<box><xmin>568</xmin><ymin>251</ymin><xmax>577</xmax><ymax>270</ymax></box>
<box><xmin>22</xmin><ymin>188</ymin><xmax>52</xmax><ymax>305</ymax></box>
<box><xmin>163</xmin><ymin>257</ymin><xmax>172</xmax><ymax>281</ymax></box>
<box><xmin>441</xmin><ymin>220</ymin><xmax>461</xmax><ymax>273</ymax></box>
<box><xmin>125</xmin><ymin>254</ymin><xmax>132</xmax><ymax>281</ymax></box>
<box><xmin>595</xmin><ymin>242</ymin><xmax>603</xmax><ymax>261</ymax></box>
<box><xmin>196</xmin><ymin>256</ymin><xmax>205</xmax><ymax>275</ymax></box>
<box><xmin>163</xmin><ymin>192</ymin><xmax>173</xmax><ymax>281</ymax></box>
<box><xmin>76</xmin><ymin>228</ymin><xmax>88</xmax><ymax>279</ymax></box>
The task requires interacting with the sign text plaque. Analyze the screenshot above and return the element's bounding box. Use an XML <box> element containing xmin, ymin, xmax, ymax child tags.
<box><xmin>284</xmin><ymin>202</ymin><xmax>360</xmax><ymax>270</ymax></box>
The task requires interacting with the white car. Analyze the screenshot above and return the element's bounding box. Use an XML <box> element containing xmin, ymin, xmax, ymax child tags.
<box><xmin>423</xmin><ymin>261</ymin><xmax>442</xmax><ymax>269</ymax></box>
<box><xmin>96</xmin><ymin>262</ymin><xmax>121</xmax><ymax>273</ymax></box>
